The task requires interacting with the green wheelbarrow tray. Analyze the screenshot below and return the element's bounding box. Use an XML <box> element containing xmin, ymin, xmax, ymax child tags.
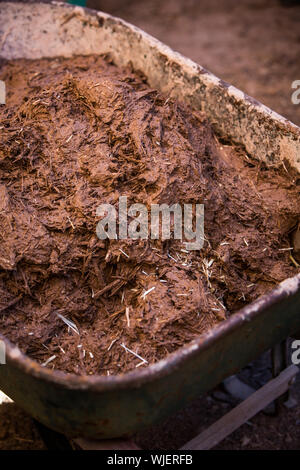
<box><xmin>0</xmin><ymin>2</ymin><xmax>300</xmax><ymax>439</ymax></box>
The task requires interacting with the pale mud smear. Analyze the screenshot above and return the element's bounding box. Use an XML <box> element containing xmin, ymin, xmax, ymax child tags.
<box><xmin>0</xmin><ymin>55</ymin><xmax>299</xmax><ymax>375</ymax></box>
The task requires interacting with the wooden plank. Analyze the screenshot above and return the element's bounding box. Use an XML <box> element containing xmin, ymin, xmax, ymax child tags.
<box><xmin>74</xmin><ymin>437</ymin><xmax>140</xmax><ymax>450</ymax></box>
<box><xmin>271</xmin><ymin>340</ymin><xmax>289</xmax><ymax>410</ymax></box>
<box><xmin>180</xmin><ymin>365</ymin><xmax>299</xmax><ymax>450</ymax></box>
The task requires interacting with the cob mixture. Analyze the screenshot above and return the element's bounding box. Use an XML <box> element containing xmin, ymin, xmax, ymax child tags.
<box><xmin>0</xmin><ymin>55</ymin><xmax>299</xmax><ymax>375</ymax></box>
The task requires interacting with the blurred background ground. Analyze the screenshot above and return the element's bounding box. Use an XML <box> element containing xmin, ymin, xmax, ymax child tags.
<box><xmin>88</xmin><ymin>0</ymin><xmax>300</xmax><ymax>126</ymax></box>
<box><xmin>0</xmin><ymin>0</ymin><xmax>300</xmax><ymax>450</ymax></box>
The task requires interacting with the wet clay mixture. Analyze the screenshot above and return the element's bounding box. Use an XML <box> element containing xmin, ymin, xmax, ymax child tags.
<box><xmin>0</xmin><ymin>55</ymin><xmax>299</xmax><ymax>376</ymax></box>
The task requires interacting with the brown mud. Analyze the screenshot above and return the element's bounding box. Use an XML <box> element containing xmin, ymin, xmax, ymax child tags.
<box><xmin>0</xmin><ymin>55</ymin><xmax>299</xmax><ymax>376</ymax></box>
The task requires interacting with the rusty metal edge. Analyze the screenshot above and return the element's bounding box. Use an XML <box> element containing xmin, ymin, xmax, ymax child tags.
<box><xmin>1</xmin><ymin>274</ymin><xmax>300</xmax><ymax>391</ymax></box>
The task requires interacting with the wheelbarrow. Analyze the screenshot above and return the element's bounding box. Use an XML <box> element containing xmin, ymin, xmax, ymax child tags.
<box><xmin>0</xmin><ymin>1</ymin><xmax>300</xmax><ymax>440</ymax></box>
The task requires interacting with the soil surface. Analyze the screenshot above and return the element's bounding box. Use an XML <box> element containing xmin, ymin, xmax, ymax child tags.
<box><xmin>0</xmin><ymin>54</ymin><xmax>299</xmax><ymax>376</ymax></box>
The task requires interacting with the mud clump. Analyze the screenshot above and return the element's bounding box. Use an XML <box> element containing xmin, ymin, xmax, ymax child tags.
<box><xmin>0</xmin><ymin>55</ymin><xmax>299</xmax><ymax>376</ymax></box>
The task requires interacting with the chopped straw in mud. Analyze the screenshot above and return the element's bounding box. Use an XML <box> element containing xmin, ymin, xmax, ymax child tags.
<box><xmin>167</xmin><ymin>253</ymin><xmax>178</xmax><ymax>262</ymax></box>
<box><xmin>202</xmin><ymin>258</ymin><xmax>214</xmax><ymax>288</ymax></box>
<box><xmin>279</xmin><ymin>247</ymin><xmax>294</xmax><ymax>251</ymax></box>
<box><xmin>56</xmin><ymin>313</ymin><xmax>80</xmax><ymax>335</ymax></box>
<box><xmin>119</xmin><ymin>249</ymin><xmax>129</xmax><ymax>258</ymax></box>
<box><xmin>141</xmin><ymin>286</ymin><xmax>156</xmax><ymax>300</ymax></box>
<box><xmin>67</xmin><ymin>215</ymin><xmax>75</xmax><ymax>229</ymax></box>
<box><xmin>107</xmin><ymin>339</ymin><xmax>117</xmax><ymax>351</ymax></box>
<box><xmin>290</xmin><ymin>254</ymin><xmax>300</xmax><ymax>268</ymax></box>
<box><xmin>120</xmin><ymin>343</ymin><xmax>148</xmax><ymax>364</ymax></box>
<box><xmin>41</xmin><ymin>355</ymin><xmax>56</xmax><ymax>367</ymax></box>
<box><xmin>125</xmin><ymin>306</ymin><xmax>130</xmax><ymax>327</ymax></box>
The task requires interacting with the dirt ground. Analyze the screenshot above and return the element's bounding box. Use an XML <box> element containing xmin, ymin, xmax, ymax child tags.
<box><xmin>0</xmin><ymin>0</ymin><xmax>300</xmax><ymax>451</ymax></box>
